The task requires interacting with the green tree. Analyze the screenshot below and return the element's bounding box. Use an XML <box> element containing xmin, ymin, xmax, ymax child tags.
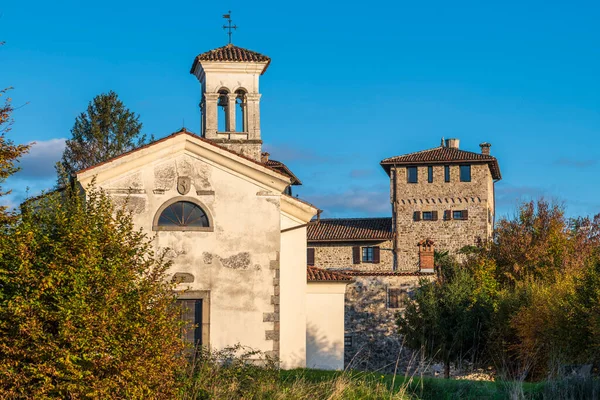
<box><xmin>0</xmin><ymin>184</ymin><xmax>186</xmax><ymax>398</ymax></box>
<box><xmin>398</xmin><ymin>257</ymin><xmax>494</xmax><ymax>379</ymax></box>
<box><xmin>60</xmin><ymin>91</ymin><xmax>149</xmax><ymax>178</ymax></box>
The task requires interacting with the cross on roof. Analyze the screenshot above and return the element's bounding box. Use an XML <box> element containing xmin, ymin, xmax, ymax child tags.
<box><xmin>222</xmin><ymin>11</ymin><xmax>237</xmax><ymax>45</ymax></box>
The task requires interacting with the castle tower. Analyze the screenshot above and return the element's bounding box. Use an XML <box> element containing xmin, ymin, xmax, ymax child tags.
<box><xmin>380</xmin><ymin>138</ymin><xmax>501</xmax><ymax>271</ymax></box>
<box><xmin>190</xmin><ymin>44</ymin><xmax>271</xmax><ymax>161</ymax></box>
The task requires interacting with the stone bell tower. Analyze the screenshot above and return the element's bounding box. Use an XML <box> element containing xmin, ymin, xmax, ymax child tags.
<box><xmin>190</xmin><ymin>44</ymin><xmax>271</xmax><ymax>162</ymax></box>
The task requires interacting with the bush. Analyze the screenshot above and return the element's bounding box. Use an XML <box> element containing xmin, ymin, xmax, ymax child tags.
<box><xmin>0</xmin><ymin>185</ymin><xmax>186</xmax><ymax>398</ymax></box>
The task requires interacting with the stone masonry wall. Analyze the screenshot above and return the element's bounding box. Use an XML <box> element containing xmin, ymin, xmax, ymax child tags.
<box><xmin>344</xmin><ymin>275</ymin><xmax>433</xmax><ymax>373</ymax></box>
<box><xmin>392</xmin><ymin>163</ymin><xmax>494</xmax><ymax>271</ymax></box>
<box><xmin>308</xmin><ymin>240</ymin><xmax>394</xmax><ymax>272</ymax></box>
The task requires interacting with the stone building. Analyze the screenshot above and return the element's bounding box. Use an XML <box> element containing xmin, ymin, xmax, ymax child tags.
<box><xmin>381</xmin><ymin>138</ymin><xmax>502</xmax><ymax>270</ymax></box>
<box><xmin>74</xmin><ymin>44</ymin><xmax>351</xmax><ymax>370</ymax></box>
<box><xmin>308</xmin><ymin>138</ymin><xmax>501</xmax><ymax>371</ymax></box>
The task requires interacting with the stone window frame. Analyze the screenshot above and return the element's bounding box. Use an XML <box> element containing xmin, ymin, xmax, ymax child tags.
<box><xmin>153</xmin><ymin>196</ymin><xmax>215</xmax><ymax>232</ymax></box>
<box><xmin>175</xmin><ymin>290</ymin><xmax>211</xmax><ymax>348</ymax></box>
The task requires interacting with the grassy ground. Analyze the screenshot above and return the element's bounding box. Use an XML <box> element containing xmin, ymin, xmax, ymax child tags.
<box><xmin>281</xmin><ymin>369</ymin><xmax>545</xmax><ymax>400</ymax></box>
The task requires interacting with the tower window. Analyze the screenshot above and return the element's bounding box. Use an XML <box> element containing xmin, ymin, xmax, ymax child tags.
<box><xmin>460</xmin><ymin>165</ymin><xmax>471</xmax><ymax>182</ymax></box>
<box><xmin>428</xmin><ymin>166</ymin><xmax>433</xmax><ymax>183</ymax></box>
<box><xmin>444</xmin><ymin>165</ymin><xmax>451</xmax><ymax>182</ymax></box>
<box><xmin>235</xmin><ymin>90</ymin><xmax>247</xmax><ymax>132</ymax></box>
<box><xmin>217</xmin><ymin>90</ymin><xmax>229</xmax><ymax>132</ymax></box>
<box><xmin>407</xmin><ymin>167</ymin><xmax>418</xmax><ymax>183</ymax></box>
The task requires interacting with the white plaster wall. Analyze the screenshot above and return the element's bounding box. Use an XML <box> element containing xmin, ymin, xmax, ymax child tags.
<box><xmin>86</xmin><ymin>149</ymin><xmax>281</xmax><ymax>354</ymax></box>
<box><xmin>279</xmin><ymin>215</ymin><xmax>308</xmax><ymax>369</ymax></box>
<box><xmin>306</xmin><ymin>283</ymin><xmax>347</xmax><ymax>370</ymax></box>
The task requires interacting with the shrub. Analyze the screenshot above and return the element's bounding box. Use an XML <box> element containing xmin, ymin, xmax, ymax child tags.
<box><xmin>0</xmin><ymin>185</ymin><xmax>186</xmax><ymax>398</ymax></box>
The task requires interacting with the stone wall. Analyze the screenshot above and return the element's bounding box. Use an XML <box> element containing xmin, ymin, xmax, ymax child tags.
<box><xmin>343</xmin><ymin>275</ymin><xmax>433</xmax><ymax>373</ymax></box>
<box><xmin>308</xmin><ymin>240</ymin><xmax>394</xmax><ymax>272</ymax></box>
<box><xmin>391</xmin><ymin>163</ymin><xmax>494</xmax><ymax>271</ymax></box>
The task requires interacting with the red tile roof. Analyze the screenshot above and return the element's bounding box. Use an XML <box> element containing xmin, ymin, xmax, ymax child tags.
<box><xmin>264</xmin><ymin>159</ymin><xmax>302</xmax><ymax>185</ymax></box>
<box><xmin>307</xmin><ymin>266</ymin><xmax>353</xmax><ymax>282</ymax></box>
<box><xmin>380</xmin><ymin>146</ymin><xmax>501</xmax><ymax>180</ymax></box>
<box><xmin>342</xmin><ymin>271</ymin><xmax>435</xmax><ymax>277</ymax></box>
<box><xmin>307</xmin><ymin>217</ymin><xmax>393</xmax><ymax>242</ymax></box>
<box><xmin>190</xmin><ymin>44</ymin><xmax>271</xmax><ymax>74</ymax></box>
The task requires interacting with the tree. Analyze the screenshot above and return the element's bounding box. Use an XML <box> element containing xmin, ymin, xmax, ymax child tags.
<box><xmin>0</xmin><ymin>41</ymin><xmax>31</xmax><ymax>222</ymax></box>
<box><xmin>0</xmin><ymin>185</ymin><xmax>186</xmax><ymax>398</ymax></box>
<box><xmin>60</xmin><ymin>91</ymin><xmax>149</xmax><ymax>178</ymax></box>
<box><xmin>398</xmin><ymin>256</ymin><xmax>494</xmax><ymax>379</ymax></box>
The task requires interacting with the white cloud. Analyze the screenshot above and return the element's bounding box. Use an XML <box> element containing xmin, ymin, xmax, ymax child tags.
<box><xmin>14</xmin><ymin>138</ymin><xmax>66</xmax><ymax>179</ymax></box>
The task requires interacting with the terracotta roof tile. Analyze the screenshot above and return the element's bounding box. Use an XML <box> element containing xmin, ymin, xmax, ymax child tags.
<box><xmin>307</xmin><ymin>266</ymin><xmax>353</xmax><ymax>282</ymax></box>
<box><xmin>381</xmin><ymin>146</ymin><xmax>501</xmax><ymax>180</ymax></box>
<box><xmin>342</xmin><ymin>271</ymin><xmax>435</xmax><ymax>277</ymax></box>
<box><xmin>264</xmin><ymin>159</ymin><xmax>302</xmax><ymax>185</ymax></box>
<box><xmin>307</xmin><ymin>217</ymin><xmax>393</xmax><ymax>242</ymax></box>
<box><xmin>190</xmin><ymin>44</ymin><xmax>271</xmax><ymax>74</ymax></box>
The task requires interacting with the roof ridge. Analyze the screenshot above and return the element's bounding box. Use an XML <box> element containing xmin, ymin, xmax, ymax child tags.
<box><xmin>76</xmin><ymin>128</ymin><xmax>290</xmax><ymax>182</ymax></box>
<box><xmin>313</xmin><ymin>217</ymin><xmax>392</xmax><ymax>222</ymax></box>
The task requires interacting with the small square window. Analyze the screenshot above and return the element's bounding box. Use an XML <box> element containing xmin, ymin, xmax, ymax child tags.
<box><xmin>344</xmin><ymin>335</ymin><xmax>353</xmax><ymax>347</ymax></box>
<box><xmin>444</xmin><ymin>165</ymin><xmax>451</xmax><ymax>182</ymax></box>
<box><xmin>362</xmin><ymin>247</ymin><xmax>374</xmax><ymax>262</ymax></box>
<box><xmin>428</xmin><ymin>166</ymin><xmax>433</xmax><ymax>183</ymax></box>
<box><xmin>453</xmin><ymin>210</ymin><xmax>467</xmax><ymax>220</ymax></box>
<box><xmin>422</xmin><ymin>211</ymin><xmax>433</xmax><ymax>220</ymax></box>
<box><xmin>407</xmin><ymin>167</ymin><xmax>418</xmax><ymax>183</ymax></box>
<box><xmin>460</xmin><ymin>165</ymin><xmax>471</xmax><ymax>182</ymax></box>
<box><xmin>388</xmin><ymin>288</ymin><xmax>407</xmax><ymax>309</ymax></box>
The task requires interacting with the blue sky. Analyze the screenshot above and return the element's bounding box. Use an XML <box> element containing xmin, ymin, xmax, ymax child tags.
<box><xmin>1</xmin><ymin>0</ymin><xmax>599</xmax><ymax>218</ymax></box>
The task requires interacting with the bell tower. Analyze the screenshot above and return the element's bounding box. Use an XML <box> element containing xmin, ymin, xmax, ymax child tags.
<box><xmin>190</xmin><ymin>44</ymin><xmax>271</xmax><ymax>162</ymax></box>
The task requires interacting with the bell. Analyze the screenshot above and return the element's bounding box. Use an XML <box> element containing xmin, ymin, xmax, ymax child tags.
<box><xmin>217</xmin><ymin>94</ymin><xmax>228</xmax><ymax>108</ymax></box>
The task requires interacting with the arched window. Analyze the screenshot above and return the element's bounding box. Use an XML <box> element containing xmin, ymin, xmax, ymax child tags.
<box><xmin>153</xmin><ymin>199</ymin><xmax>213</xmax><ymax>232</ymax></box>
<box><xmin>217</xmin><ymin>89</ymin><xmax>229</xmax><ymax>132</ymax></box>
<box><xmin>235</xmin><ymin>89</ymin><xmax>247</xmax><ymax>132</ymax></box>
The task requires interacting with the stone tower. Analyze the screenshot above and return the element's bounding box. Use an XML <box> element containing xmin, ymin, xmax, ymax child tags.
<box><xmin>380</xmin><ymin>138</ymin><xmax>502</xmax><ymax>271</ymax></box>
<box><xmin>190</xmin><ymin>44</ymin><xmax>271</xmax><ymax>162</ymax></box>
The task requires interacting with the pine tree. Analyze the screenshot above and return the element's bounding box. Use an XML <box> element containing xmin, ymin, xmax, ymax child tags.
<box><xmin>61</xmin><ymin>91</ymin><xmax>148</xmax><ymax>177</ymax></box>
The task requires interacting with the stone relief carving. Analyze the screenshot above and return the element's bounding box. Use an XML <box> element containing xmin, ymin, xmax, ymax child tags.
<box><xmin>177</xmin><ymin>176</ymin><xmax>191</xmax><ymax>195</ymax></box>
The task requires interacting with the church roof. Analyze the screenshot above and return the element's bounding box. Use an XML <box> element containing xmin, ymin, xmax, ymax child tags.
<box><xmin>380</xmin><ymin>146</ymin><xmax>501</xmax><ymax>180</ymax></box>
<box><xmin>263</xmin><ymin>159</ymin><xmax>302</xmax><ymax>185</ymax></box>
<box><xmin>76</xmin><ymin>128</ymin><xmax>290</xmax><ymax>183</ymax></box>
<box><xmin>307</xmin><ymin>217</ymin><xmax>393</xmax><ymax>242</ymax></box>
<box><xmin>190</xmin><ymin>44</ymin><xmax>271</xmax><ymax>74</ymax></box>
<box><xmin>307</xmin><ymin>266</ymin><xmax>353</xmax><ymax>282</ymax></box>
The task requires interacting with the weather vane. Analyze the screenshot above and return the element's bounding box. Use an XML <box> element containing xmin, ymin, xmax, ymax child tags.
<box><xmin>222</xmin><ymin>11</ymin><xmax>237</xmax><ymax>45</ymax></box>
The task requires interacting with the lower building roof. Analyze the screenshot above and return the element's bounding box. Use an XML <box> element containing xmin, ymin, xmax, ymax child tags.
<box><xmin>307</xmin><ymin>217</ymin><xmax>393</xmax><ymax>242</ymax></box>
<box><xmin>307</xmin><ymin>266</ymin><xmax>353</xmax><ymax>282</ymax></box>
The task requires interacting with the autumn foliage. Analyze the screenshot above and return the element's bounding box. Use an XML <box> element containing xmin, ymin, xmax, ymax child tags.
<box><xmin>0</xmin><ymin>186</ymin><xmax>186</xmax><ymax>398</ymax></box>
<box><xmin>400</xmin><ymin>200</ymin><xmax>600</xmax><ymax>379</ymax></box>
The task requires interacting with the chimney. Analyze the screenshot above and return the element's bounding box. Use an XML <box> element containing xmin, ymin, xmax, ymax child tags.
<box><xmin>418</xmin><ymin>239</ymin><xmax>435</xmax><ymax>272</ymax></box>
<box><xmin>261</xmin><ymin>152</ymin><xmax>270</xmax><ymax>163</ymax></box>
<box><xmin>480</xmin><ymin>142</ymin><xmax>491</xmax><ymax>155</ymax></box>
<box><xmin>445</xmin><ymin>138</ymin><xmax>459</xmax><ymax>149</ymax></box>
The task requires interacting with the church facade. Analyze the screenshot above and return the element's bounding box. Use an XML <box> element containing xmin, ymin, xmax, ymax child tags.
<box><xmin>76</xmin><ymin>44</ymin><xmax>351</xmax><ymax>370</ymax></box>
